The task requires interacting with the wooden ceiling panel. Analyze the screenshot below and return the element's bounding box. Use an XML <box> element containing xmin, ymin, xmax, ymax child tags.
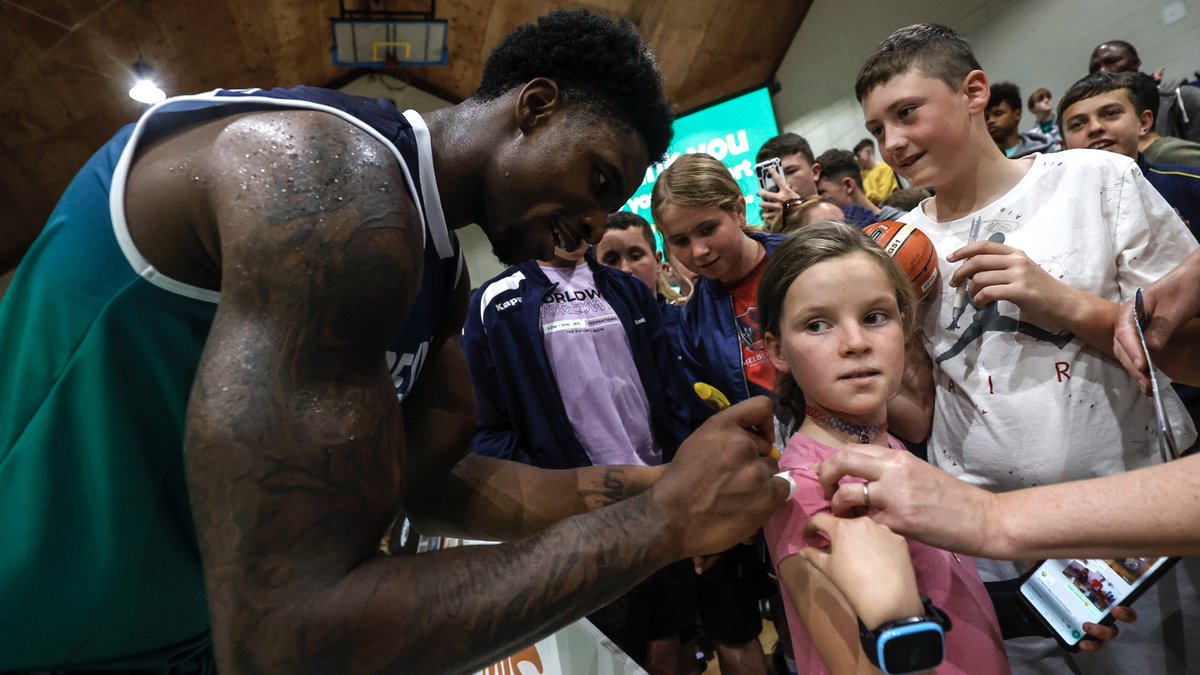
<box><xmin>0</xmin><ymin>0</ymin><xmax>808</xmax><ymax>271</ymax></box>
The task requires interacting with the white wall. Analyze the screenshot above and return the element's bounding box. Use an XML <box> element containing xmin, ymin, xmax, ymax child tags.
<box><xmin>773</xmin><ymin>0</ymin><xmax>1200</xmax><ymax>157</ymax></box>
<box><xmin>338</xmin><ymin>73</ymin><xmax>507</xmax><ymax>287</ymax></box>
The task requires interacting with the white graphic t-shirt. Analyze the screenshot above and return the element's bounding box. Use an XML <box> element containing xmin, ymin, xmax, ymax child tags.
<box><xmin>903</xmin><ymin>151</ymin><xmax>1196</xmax><ymax>492</ymax></box>
<box><xmin>904</xmin><ymin>151</ymin><xmax>1200</xmax><ymax>675</ymax></box>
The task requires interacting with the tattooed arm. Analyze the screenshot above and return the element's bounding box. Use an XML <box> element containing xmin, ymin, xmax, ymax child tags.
<box><xmin>183</xmin><ymin>111</ymin><xmax>785</xmax><ymax>674</ymax></box>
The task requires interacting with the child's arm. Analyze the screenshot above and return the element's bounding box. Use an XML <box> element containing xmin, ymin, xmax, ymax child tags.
<box><xmin>778</xmin><ymin>513</ymin><xmax>926</xmax><ymax>674</ymax></box>
<box><xmin>887</xmin><ymin>333</ymin><xmax>935</xmax><ymax>442</ymax></box>
<box><xmin>949</xmin><ymin>162</ymin><xmax>1198</xmax><ymax>358</ymax></box>
<box><xmin>946</xmin><ymin>240</ymin><xmax>1121</xmax><ymax>353</ymax></box>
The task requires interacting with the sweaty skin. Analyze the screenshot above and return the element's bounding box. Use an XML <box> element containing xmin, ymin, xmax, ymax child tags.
<box><xmin>124</xmin><ymin>87</ymin><xmax>786</xmax><ymax>673</ymax></box>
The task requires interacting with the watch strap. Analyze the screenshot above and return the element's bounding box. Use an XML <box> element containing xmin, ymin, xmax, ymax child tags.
<box><xmin>858</xmin><ymin>595</ymin><xmax>951</xmax><ymax>673</ymax></box>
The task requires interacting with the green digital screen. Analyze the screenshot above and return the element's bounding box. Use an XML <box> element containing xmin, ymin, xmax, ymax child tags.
<box><xmin>622</xmin><ymin>87</ymin><xmax>779</xmax><ymax>227</ymax></box>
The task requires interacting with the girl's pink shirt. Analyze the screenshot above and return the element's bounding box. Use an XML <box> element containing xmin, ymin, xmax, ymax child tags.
<box><xmin>763</xmin><ymin>432</ymin><xmax>1011</xmax><ymax>674</ymax></box>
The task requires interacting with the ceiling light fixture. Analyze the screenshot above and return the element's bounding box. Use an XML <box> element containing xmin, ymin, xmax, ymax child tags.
<box><xmin>128</xmin><ymin>60</ymin><xmax>165</xmax><ymax>104</ymax></box>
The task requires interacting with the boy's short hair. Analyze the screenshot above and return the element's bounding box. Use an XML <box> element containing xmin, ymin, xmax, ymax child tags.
<box><xmin>988</xmin><ymin>82</ymin><xmax>1022</xmax><ymax>112</ymax></box>
<box><xmin>814</xmin><ymin>149</ymin><xmax>864</xmax><ymax>189</ymax></box>
<box><xmin>880</xmin><ymin>187</ymin><xmax>932</xmax><ymax>211</ymax></box>
<box><xmin>755</xmin><ymin>132</ymin><xmax>815</xmax><ymax>164</ymax></box>
<box><xmin>605</xmin><ymin>211</ymin><xmax>656</xmax><ymax>249</ymax></box>
<box><xmin>473</xmin><ymin>9</ymin><xmax>674</xmax><ymax>161</ymax></box>
<box><xmin>853</xmin><ymin>138</ymin><xmax>875</xmax><ymax>155</ymax></box>
<box><xmin>1057</xmin><ymin>71</ymin><xmax>1157</xmax><ymax>126</ymax></box>
<box><xmin>1027</xmin><ymin>87</ymin><xmax>1052</xmax><ymax>112</ymax></box>
<box><xmin>855</xmin><ymin>23</ymin><xmax>982</xmax><ymax>102</ymax></box>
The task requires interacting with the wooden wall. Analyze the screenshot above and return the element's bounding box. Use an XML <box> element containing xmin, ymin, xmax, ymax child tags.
<box><xmin>0</xmin><ymin>0</ymin><xmax>809</xmax><ymax>272</ymax></box>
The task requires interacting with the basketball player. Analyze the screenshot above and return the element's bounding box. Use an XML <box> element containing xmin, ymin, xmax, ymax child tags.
<box><xmin>0</xmin><ymin>10</ymin><xmax>787</xmax><ymax>673</ymax></box>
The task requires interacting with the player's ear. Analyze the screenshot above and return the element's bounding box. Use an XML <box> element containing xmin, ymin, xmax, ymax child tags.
<box><xmin>764</xmin><ymin>332</ymin><xmax>791</xmax><ymax>374</ymax></box>
<box><xmin>516</xmin><ymin>78</ymin><xmax>561</xmax><ymax>134</ymax></box>
<box><xmin>842</xmin><ymin>176</ymin><xmax>856</xmax><ymax>196</ymax></box>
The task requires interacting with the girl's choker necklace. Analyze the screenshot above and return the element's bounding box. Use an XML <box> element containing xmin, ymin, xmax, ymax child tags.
<box><xmin>805</xmin><ymin>406</ymin><xmax>887</xmax><ymax>444</ymax></box>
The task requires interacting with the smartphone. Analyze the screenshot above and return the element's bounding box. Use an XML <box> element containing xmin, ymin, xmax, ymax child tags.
<box><xmin>755</xmin><ymin>157</ymin><xmax>783</xmax><ymax>193</ymax></box>
<box><xmin>1019</xmin><ymin>556</ymin><xmax>1178</xmax><ymax>650</ymax></box>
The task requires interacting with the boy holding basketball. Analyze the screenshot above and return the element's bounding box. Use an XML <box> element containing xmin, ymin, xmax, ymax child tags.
<box><xmin>857</xmin><ymin>24</ymin><xmax>1199</xmax><ymax>674</ymax></box>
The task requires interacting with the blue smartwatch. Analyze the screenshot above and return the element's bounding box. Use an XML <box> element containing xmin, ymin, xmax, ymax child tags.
<box><xmin>858</xmin><ymin>596</ymin><xmax>952</xmax><ymax>675</ymax></box>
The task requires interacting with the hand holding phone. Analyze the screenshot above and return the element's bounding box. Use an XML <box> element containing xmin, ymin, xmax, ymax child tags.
<box><xmin>1019</xmin><ymin>556</ymin><xmax>1170</xmax><ymax>651</ymax></box>
<box><xmin>755</xmin><ymin>157</ymin><xmax>783</xmax><ymax>193</ymax></box>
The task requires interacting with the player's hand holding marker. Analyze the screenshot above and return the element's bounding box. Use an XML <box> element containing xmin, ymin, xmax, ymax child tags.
<box><xmin>694</xmin><ymin>382</ymin><xmax>796</xmax><ymax>499</ymax></box>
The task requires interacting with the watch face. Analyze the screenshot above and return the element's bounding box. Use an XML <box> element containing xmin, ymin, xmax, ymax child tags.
<box><xmin>881</xmin><ymin>628</ymin><xmax>944</xmax><ymax>673</ymax></box>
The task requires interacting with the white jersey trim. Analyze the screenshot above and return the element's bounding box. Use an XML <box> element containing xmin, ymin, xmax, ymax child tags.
<box><xmin>477</xmin><ymin>271</ymin><xmax>527</xmax><ymax>328</ymax></box>
<box><xmin>403</xmin><ymin>109</ymin><xmax>454</xmax><ymax>260</ymax></box>
<box><xmin>109</xmin><ymin>91</ymin><xmax>443</xmax><ymax>304</ymax></box>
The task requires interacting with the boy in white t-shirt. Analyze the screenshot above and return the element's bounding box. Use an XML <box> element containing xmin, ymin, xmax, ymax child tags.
<box><xmin>857</xmin><ymin>23</ymin><xmax>1198</xmax><ymax>675</ymax></box>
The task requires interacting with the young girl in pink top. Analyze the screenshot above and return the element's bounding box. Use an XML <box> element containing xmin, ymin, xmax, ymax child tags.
<box><xmin>758</xmin><ymin>221</ymin><xmax>1010</xmax><ymax>674</ymax></box>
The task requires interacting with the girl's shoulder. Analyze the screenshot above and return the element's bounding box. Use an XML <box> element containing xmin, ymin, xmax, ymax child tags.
<box><xmin>778</xmin><ymin>432</ymin><xmax>835</xmax><ymax>471</ymax></box>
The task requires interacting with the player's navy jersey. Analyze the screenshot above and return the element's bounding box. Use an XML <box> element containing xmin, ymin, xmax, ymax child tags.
<box><xmin>192</xmin><ymin>87</ymin><xmax>464</xmax><ymax>398</ymax></box>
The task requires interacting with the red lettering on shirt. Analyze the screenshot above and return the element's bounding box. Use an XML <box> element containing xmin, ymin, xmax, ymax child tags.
<box><xmin>1055</xmin><ymin>361</ymin><xmax>1070</xmax><ymax>382</ymax></box>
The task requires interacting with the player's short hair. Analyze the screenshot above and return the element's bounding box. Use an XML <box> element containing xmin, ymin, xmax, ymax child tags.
<box><xmin>605</xmin><ymin>211</ymin><xmax>656</xmax><ymax>249</ymax></box>
<box><xmin>474</xmin><ymin>9</ymin><xmax>674</xmax><ymax>161</ymax></box>
<box><xmin>1058</xmin><ymin>71</ymin><xmax>1157</xmax><ymax>126</ymax></box>
<box><xmin>1027</xmin><ymin>87</ymin><xmax>1052</xmax><ymax>112</ymax></box>
<box><xmin>755</xmin><ymin>132</ymin><xmax>815</xmax><ymax>164</ymax></box>
<box><xmin>815</xmin><ymin>149</ymin><xmax>863</xmax><ymax>189</ymax></box>
<box><xmin>853</xmin><ymin>138</ymin><xmax>876</xmax><ymax>155</ymax></box>
<box><xmin>855</xmin><ymin>23</ymin><xmax>982</xmax><ymax>102</ymax></box>
<box><xmin>988</xmin><ymin>82</ymin><xmax>1022</xmax><ymax>112</ymax></box>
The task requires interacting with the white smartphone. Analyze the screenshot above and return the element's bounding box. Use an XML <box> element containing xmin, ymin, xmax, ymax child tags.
<box><xmin>755</xmin><ymin>157</ymin><xmax>783</xmax><ymax>193</ymax></box>
<box><xmin>1019</xmin><ymin>556</ymin><xmax>1177</xmax><ymax>650</ymax></box>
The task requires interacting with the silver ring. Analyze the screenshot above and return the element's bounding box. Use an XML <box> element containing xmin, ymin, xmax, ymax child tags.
<box><xmin>863</xmin><ymin>482</ymin><xmax>872</xmax><ymax>510</ymax></box>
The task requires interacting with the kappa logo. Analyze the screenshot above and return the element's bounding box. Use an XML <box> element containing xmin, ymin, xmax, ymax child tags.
<box><xmin>495</xmin><ymin>297</ymin><xmax>522</xmax><ymax>312</ymax></box>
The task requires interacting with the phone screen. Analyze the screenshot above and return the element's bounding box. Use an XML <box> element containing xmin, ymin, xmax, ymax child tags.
<box><xmin>1019</xmin><ymin>557</ymin><xmax>1171</xmax><ymax>645</ymax></box>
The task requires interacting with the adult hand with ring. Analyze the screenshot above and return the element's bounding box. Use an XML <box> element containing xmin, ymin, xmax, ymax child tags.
<box><xmin>815</xmin><ymin>442</ymin><xmax>1000</xmax><ymax>557</ymax></box>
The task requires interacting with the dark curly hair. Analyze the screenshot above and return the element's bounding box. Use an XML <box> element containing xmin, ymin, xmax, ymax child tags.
<box><xmin>988</xmin><ymin>81</ymin><xmax>1022</xmax><ymax>113</ymax></box>
<box><xmin>474</xmin><ymin>9</ymin><xmax>674</xmax><ymax>161</ymax></box>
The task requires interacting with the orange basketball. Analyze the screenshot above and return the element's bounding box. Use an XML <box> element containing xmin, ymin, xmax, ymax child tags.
<box><xmin>863</xmin><ymin>221</ymin><xmax>939</xmax><ymax>300</ymax></box>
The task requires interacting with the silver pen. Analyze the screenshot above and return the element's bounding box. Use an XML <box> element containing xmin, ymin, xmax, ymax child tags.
<box><xmin>947</xmin><ymin>215</ymin><xmax>983</xmax><ymax>330</ymax></box>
